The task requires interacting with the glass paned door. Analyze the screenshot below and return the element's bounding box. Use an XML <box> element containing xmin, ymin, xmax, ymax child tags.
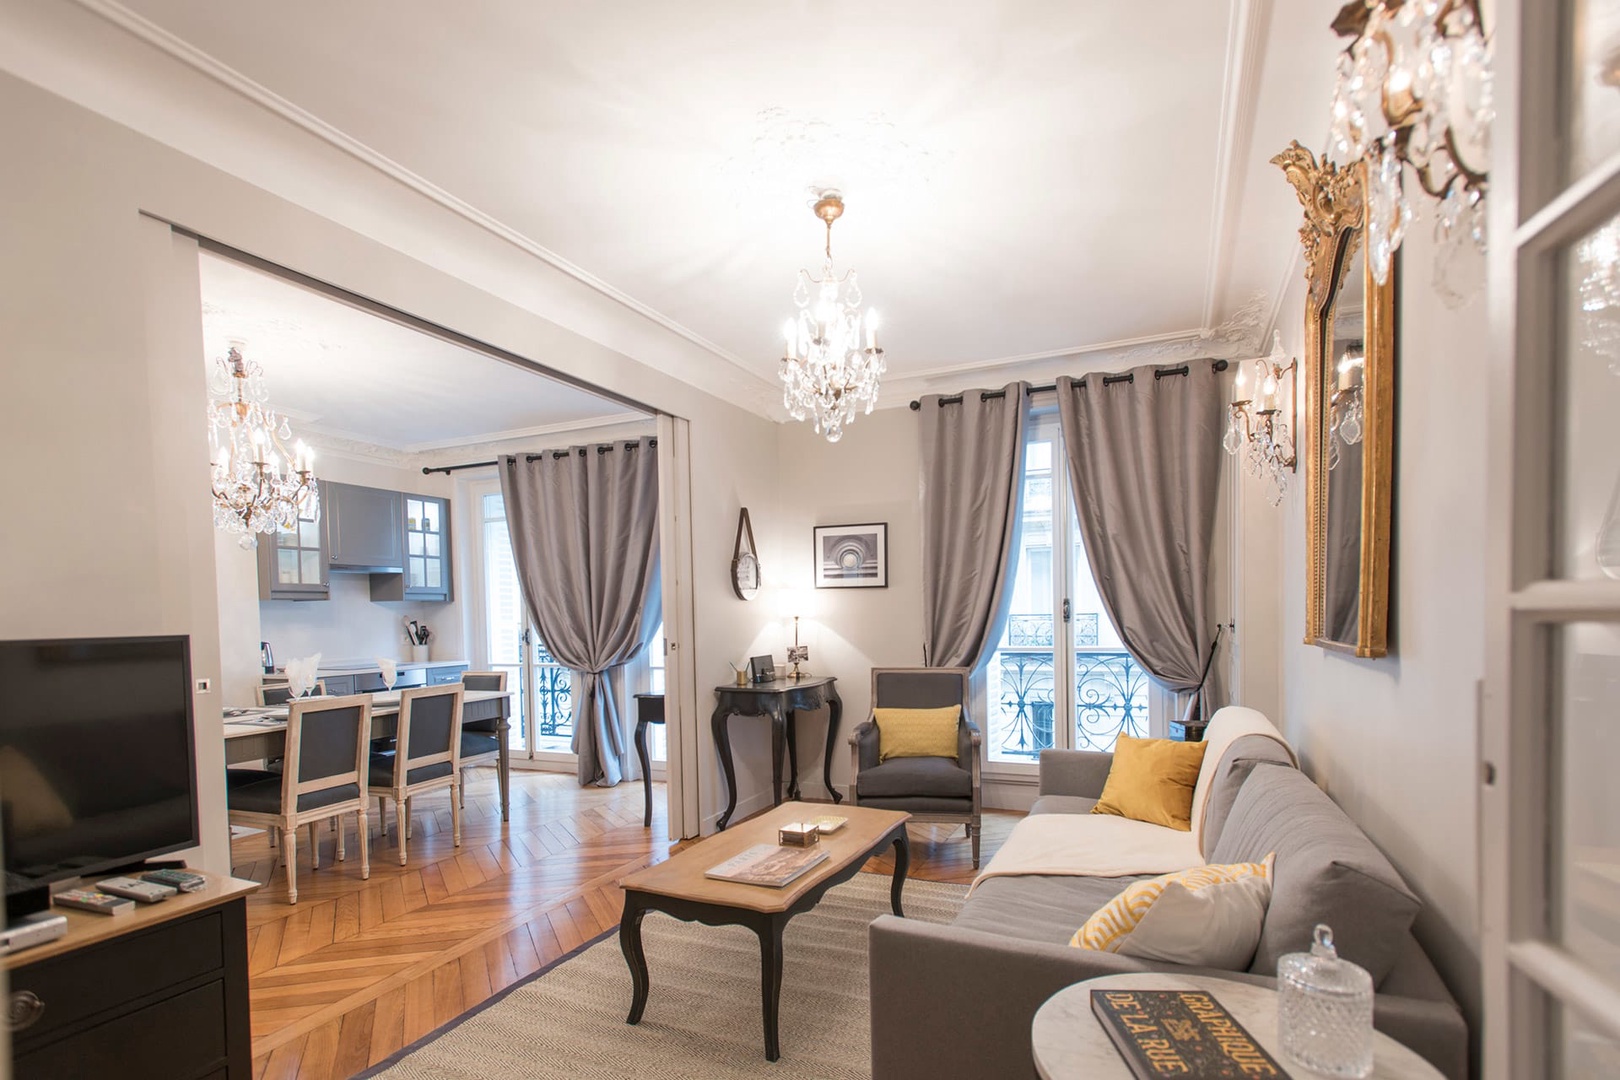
<box><xmin>984</xmin><ymin>412</ymin><xmax>1149</xmax><ymax>768</ymax></box>
<box><xmin>1485</xmin><ymin>3</ymin><xmax>1620</xmax><ymax>1072</ymax></box>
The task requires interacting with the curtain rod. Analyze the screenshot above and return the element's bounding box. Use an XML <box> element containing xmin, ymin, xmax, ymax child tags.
<box><xmin>422</xmin><ymin>438</ymin><xmax>658</xmax><ymax>475</ymax></box>
<box><xmin>907</xmin><ymin>359</ymin><xmax>1230</xmax><ymax>410</ymax></box>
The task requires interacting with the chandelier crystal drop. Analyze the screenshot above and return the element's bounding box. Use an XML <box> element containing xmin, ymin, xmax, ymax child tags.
<box><xmin>1223</xmin><ymin>331</ymin><xmax>1298</xmax><ymax>506</ymax></box>
<box><xmin>779</xmin><ymin>190</ymin><xmax>886</xmax><ymax>443</ymax></box>
<box><xmin>208</xmin><ymin>343</ymin><xmax>318</xmax><ymax>548</ymax></box>
<box><xmin>1326</xmin><ymin>0</ymin><xmax>1492</xmax><ymax>304</ymax></box>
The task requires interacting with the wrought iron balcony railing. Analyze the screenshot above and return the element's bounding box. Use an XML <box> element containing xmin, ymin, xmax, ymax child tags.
<box><xmin>533</xmin><ymin>638</ymin><xmax>573</xmax><ymax>740</ymax></box>
<box><xmin>990</xmin><ymin>641</ymin><xmax>1148</xmax><ymax>757</ymax></box>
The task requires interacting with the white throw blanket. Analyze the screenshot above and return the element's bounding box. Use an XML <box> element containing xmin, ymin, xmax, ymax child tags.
<box><xmin>969</xmin><ymin>707</ymin><xmax>1295</xmax><ymax>894</ymax></box>
<box><xmin>969</xmin><ymin>814</ymin><xmax>1202</xmax><ymax>894</ymax></box>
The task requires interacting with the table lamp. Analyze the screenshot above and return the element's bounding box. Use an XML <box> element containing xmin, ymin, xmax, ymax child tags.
<box><xmin>777</xmin><ymin>588</ymin><xmax>812</xmax><ymax>679</ymax></box>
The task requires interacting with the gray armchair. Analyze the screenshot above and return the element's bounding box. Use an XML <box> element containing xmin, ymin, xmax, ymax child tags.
<box><xmin>848</xmin><ymin>667</ymin><xmax>983</xmax><ymax>868</ymax></box>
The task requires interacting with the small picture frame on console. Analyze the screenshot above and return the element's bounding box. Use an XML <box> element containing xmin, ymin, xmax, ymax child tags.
<box><xmin>813</xmin><ymin>522</ymin><xmax>888</xmax><ymax>589</ymax></box>
<box><xmin>749</xmin><ymin>655</ymin><xmax>776</xmax><ymax>683</ymax></box>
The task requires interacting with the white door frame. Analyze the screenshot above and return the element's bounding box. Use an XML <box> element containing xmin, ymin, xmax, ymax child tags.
<box><xmin>657</xmin><ymin>415</ymin><xmax>700</xmax><ymax>840</ymax></box>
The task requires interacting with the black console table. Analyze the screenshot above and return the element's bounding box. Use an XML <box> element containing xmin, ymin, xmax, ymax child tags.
<box><xmin>711</xmin><ymin>676</ymin><xmax>842</xmax><ymax>830</ymax></box>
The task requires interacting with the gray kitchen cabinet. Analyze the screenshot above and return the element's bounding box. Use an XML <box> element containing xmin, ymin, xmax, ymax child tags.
<box><xmin>326</xmin><ymin>482</ymin><xmax>405</xmax><ymax>572</ymax></box>
<box><xmin>256</xmin><ymin>484</ymin><xmax>329</xmax><ymax>601</ymax></box>
<box><xmin>426</xmin><ymin>663</ymin><xmax>468</xmax><ymax>685</ymax></box>
<box><xmin>370</xmin><ymin>494</ymin><xmax>452</xmax><ymax>602</ymax></box>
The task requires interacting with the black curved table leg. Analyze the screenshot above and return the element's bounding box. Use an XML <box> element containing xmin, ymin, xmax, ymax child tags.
<box><xmin>769</xmin><ymin>702</ymin><xmax>786</xmax><ymax>808</ymax></box>
<box><xmin>890</xmin><ymin>828</ymin><xmax>910</xmax><ymax>917</ymax></box>
<box><xmin>713</xmin><ymin>704</ymin><xmax>738</xmax><ymax>830</ymax></box>
<box><xmin>635</xmin><ymin>714</ymin><xmax>653</xmax><ymax>828</ymax></box>
<box><xmin>823</xmin><ymin>683</ymin><xmax>844</xmax><ymax>803</ymax></box>
<box><xmin>784</xmin><ymin>710</ymin><xmax>801</xmax><ymax>801</ymax></box>
<box><xmin>757</xmin><ymin>915</ymin><xmax>785</xmax><ymax>1061</ymax></box>
<box><xmin>620</xmin><ymin>896</ymin><xmax>650</xmax><ymax>1024</ymax></box>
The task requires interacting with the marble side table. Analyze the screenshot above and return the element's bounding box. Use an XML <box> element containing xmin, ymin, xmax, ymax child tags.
<box><xmin>1032</xmin><ymin>973</ymin><xmax>1442</xmax><ymax>1080</ymax></box>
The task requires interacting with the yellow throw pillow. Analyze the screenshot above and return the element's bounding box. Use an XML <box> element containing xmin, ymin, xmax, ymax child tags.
<box><xmin>1071</xmin><ymin>854</ymin><xmax>1276</xmax><ymax>970</ymax></box>
<box><xmin>1090</xmin><ymin>734</ymin><xmax>1208</xmax><ymax>830</ymax></box>
<box><xmin>873</xmin><ymin>705</ymin><xmax>961</xmax><ymax>761</ymax></box>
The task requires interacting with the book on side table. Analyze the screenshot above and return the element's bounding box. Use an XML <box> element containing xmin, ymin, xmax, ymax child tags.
<box><xmin>705</xmin><ymin>843</ymin><xmax>830</xmax><ymax>888</ymax></box>
<box><xmin>1091</xmin><ymin>988</ymin><xmax>1291</xmax><ymax>1079</ymax></box>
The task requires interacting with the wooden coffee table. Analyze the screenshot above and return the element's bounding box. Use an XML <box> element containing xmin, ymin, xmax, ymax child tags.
<box><xmin>617</xmin><ymin>801</ymin><xmax>910</xmax><ymax>1061</ymax></box>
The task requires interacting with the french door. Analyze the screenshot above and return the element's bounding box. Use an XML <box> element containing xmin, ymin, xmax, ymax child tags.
<box><xmin>1483</xmin><ymin>2</ymin><xmax>1620</xmax><ymax>1073</ymax></box>
<box><xmin>981</xmin><ymin>408</ymin><xmax>1155</xmax><ymax>778</ymax></box>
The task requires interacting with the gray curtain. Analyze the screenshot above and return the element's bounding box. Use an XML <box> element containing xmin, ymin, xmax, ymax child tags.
<box><xmin>919</xmin><ymin>382</ymin><xmax>1029</xmax><ymax>669</ymax></box>
<box><xmin>1056</xmin><ymin>363</ymin><xmax>1223</xmax><ymax>704</ymax></box>
<box><xmin>499</xmin><ymin>438</ymin><xmax>662</xmax><ymax>787</ymax></box>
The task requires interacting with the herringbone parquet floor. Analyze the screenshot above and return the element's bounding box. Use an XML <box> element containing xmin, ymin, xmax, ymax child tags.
<box><xmin>231</xmin><ymin>767</ymin><xmax>1019</xmax><ymax>1079</ymax></box>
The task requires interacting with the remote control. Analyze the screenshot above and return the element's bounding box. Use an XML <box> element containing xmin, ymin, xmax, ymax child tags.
<box><xmin>140</xmin><ymin>869</ymin><xmax>208</xmax><ymax>893</ymax></box>
<box><xmin>94</xmin><ymin>876</ymin><xmax>176</xmax><ymax>903</ymax></box>
<box><xmin>53</xmin><ymin>889</ymin><xmax>134</xmax><ymax>916</ymax></box>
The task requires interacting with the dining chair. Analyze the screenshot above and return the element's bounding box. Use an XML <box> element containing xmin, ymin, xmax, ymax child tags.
<box><xmin>458</xmin><ymin>671</ymin><xmax>506</xmax><ymax>807</ymax></box>
<box><xmin>227</xmin><ymin>694</ymin><xmax>372</xmax><ymax>904</ymax></box>
<box><xmin>370</xmin><ymin>684</ymin><xmax>464</xmax><ymax>864</ymax></box>
<box><xmin>258</xmin><ymin>679</ymin><xmax>327</xmax><ymax>706</ymax></box>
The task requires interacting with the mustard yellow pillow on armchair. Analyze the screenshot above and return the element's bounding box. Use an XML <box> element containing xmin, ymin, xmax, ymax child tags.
<box><xmin>1089</xmin><ymin>734</ymin><xmax>1208</xmax><ymax>830</ymax></box>
<box><xmin>873</xmin><ymin>705</ymin><xmax>962</xmax><ymax>761</ymax></box>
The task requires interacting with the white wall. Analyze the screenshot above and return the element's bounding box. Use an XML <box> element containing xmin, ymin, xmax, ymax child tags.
<box><xmin>774</xmin><ymin>410</ymin><xmax>926</xmax><ymax>803</ymax></box>
<box><xmin>1273</xmin><ymin>214</ymin><xmax>1486</xmax><ymax>1029</ymax></box>
<box><xmin>0</xmin><ymin>69</ymin><xmax>783</xmax><ymax>852</ymax></box>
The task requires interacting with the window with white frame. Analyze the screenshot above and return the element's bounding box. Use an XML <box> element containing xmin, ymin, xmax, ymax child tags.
<box><xmin>982</xmin><ymin>408</ymin><xmax>1150</xmax><ymax>769</ymax></box>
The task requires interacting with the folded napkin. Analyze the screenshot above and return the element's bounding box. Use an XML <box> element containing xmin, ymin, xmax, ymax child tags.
<box><xmin>376</xmin><ymin>656</ymin><xmax>398</xmax><ymax>690</ymax></box>
<box><xmin>284</xmin><ymin>653</ymin><xmax>323</xmax><ymax>699</ymax></box>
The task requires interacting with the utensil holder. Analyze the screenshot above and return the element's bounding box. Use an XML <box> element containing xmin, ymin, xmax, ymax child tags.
<box><xmin>411</xmin><ymin>644</ymin><xmax>430</xmax><ymax>663</ymax></box>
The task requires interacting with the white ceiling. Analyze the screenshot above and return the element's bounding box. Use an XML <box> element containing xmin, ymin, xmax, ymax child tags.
<box><xmin>114</xmin><ymin>0</ymin><xmax>1344</xmax><ymax>406</ymax></box>
<box><xmin>198</xmin><ymin>252</ymin><xmax>645</xmax><ymax>453</ymax></box>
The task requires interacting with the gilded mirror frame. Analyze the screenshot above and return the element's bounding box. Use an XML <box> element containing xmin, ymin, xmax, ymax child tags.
<box><xmin>1274</xmin><ymin>141</ymin><xmax>1395</xmax><ymax>657</ymax></box>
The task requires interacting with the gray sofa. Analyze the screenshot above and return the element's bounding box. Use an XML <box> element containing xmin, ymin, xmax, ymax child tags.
<box><xmin>869</xmin><ymin>733</ymin><xmax>1468</xmax><ymax>1080</ymax></box>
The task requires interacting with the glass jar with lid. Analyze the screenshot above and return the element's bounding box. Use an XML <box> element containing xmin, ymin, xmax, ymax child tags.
<box><xmin>1277</xmin><ymin>923</ymin><xmax>1374</xmax><ymax>1077</ymax></box>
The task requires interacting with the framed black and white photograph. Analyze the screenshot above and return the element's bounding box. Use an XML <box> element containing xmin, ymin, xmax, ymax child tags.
<box><xmin>813</xmin><ymin>522</ymin><xmax>888</xmax><ymax>589</ymax></box>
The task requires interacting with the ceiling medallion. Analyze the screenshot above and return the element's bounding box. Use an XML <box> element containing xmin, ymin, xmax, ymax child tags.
<box><xmin>779</xmin><ymin>189</ymin><xmax>886</xmax><ymax>443</ymax></box>
<box><xmin>208</xmin><ymin>342</ymin><xmax>319</xmax><ymax>548</ymax></box>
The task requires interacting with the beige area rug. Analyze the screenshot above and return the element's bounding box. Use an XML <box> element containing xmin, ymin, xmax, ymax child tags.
<box><xmin>361</xmin><ymin>872</ymin><xmax>968</xmax><ymax>1079</ymax></box>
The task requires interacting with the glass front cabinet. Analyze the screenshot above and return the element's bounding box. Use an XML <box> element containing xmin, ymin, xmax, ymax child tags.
<box><xmin>371</xmin><ymin>494</ymin><xmax>452</xmax><ymax>602</ymax></box>
<box><xmin>256</xmin><ymin>483</ymin><xmax>329</xmax><ymax>600</ymax></box>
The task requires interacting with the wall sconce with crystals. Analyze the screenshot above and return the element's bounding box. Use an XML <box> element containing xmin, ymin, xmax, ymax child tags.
<box><xmin>779</xmin><ymin>189</ymin><xmax>886</xmax><ymax>443</ymax></box>
<box><xmin>208</xmin><ymin>342</ymin><xmax>318</xmax><ymax>548</ymax></box>
<box><xmin>1223</xmin><ymin>330</ymin><xmax>1298</xmax><ymax>505</ymax></box>
<box><xmin>1328</xmin><ymin>341</ymin><xmax>1366</xmax><ymax>470</ymax></box>
<box><xmin>1326</xmin><ymin>0</ymin><xmax>1492</xmax><ymax>302</ymax></box>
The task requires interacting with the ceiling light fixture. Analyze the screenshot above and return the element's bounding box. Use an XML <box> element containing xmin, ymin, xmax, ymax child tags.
<box><xmin>779</xmin><ymin>190</ymin><xmax>885</xmax><ymax>443</ymax></box>
<box><xmin>208</xmin><ymin>342</ymin><xmax>318</xmax><ymax>548</ymax></box>
<box><xmin>1326</xmin><ymin>0</ymin><xmax>1492</xmax><ymax>305</ymax></box>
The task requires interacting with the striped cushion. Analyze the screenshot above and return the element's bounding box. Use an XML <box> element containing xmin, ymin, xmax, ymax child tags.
<box><xmin>1071</xmin><ymin>854</ymin><xmax>1275</xmax><ymax>970</ymax></box>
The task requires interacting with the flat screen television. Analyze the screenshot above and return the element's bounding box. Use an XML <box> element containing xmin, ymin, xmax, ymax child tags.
<box><xmin>0</xmin><ymin>635</ymin><xmax>199</xmax><ymax>920</ymax></box>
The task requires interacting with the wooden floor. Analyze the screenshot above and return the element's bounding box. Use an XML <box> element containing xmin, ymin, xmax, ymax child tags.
<box><xmin>232</xmin><ymin>768</ymin><xmax>1021</xmax><ymax>1079</ymax></box>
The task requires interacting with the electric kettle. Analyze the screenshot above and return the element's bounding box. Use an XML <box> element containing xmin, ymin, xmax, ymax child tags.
<box><xmin>260</xmin><ymin>641</ymin><xmax>275</xmax><ymax>674</ymax></box>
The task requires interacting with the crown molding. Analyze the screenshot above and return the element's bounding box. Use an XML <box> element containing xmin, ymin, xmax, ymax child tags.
<box><xmin>399</xmin><ymin>412</ymin><xmax>645</xmax><ymax>454</ymax></box>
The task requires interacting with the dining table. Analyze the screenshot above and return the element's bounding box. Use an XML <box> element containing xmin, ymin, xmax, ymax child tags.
<box><xmin>223</xmin><ymin>688</ymin><xmax>515</xmax><ymax>821</ymax></box>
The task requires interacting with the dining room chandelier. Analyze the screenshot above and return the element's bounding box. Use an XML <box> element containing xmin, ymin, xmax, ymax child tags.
<box><xmin>779</xmin><ymin>190</ymin><xmax>885</xmax><ymax>443</ymax></box>
<box><xmin>1325</xmin><ymin>0</ymin><xmax>1492</xmax><ymax>302</ymax></box>
<box><xmin>207</xmin><ymin>342</ymin><xmax>318</xmax><ymax>548</ymax></box>
<box><xmin>1223</xmin><ymin>331</ymin><xmax>1298</xmax><ymax>506</ymax></box>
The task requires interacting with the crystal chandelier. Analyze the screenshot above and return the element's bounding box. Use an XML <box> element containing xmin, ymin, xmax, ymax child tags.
<box><xmin>1326</xmin><ymin>0</ymin><xmax>1492</xmax><ymax>302</ymax></box>
<box><xmin>207</xmin><ymin>342</ymin><xmax>318</xmax><ymax>548</ymax></box>
<box><xmin>1577</xmin><ymin>218</ymin><xmax>1620</xmax><ymax>372</ymax></box>
<box><xmin>779</xmin><ymin>190</ymin><xmax>885</xmax><ymax>443</ymax></box>
<box><xmin>1223</xmin><ymin>331</ymin><xmax>1298</xmax><ymax>506</ymax></box>
<box><xmin>1327</xmin><ymin>341</ymin><xmax>1366</xmax><ymax>471</ymax></box>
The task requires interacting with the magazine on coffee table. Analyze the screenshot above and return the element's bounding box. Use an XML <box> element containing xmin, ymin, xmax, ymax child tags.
<box><xmin>705</xmin><ymin>843</ymin><xmax>830</xmax><ymax>888</ymax></box>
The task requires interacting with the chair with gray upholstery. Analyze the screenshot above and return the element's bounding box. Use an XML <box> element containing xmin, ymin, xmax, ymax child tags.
<box><xmin>848</xmin><ymin>667</ymin><xmax>982</xmax><ymax>868</ymax></box>
<box><xmin>371</xmin><ymin>684</ymin><xmax>464</xmax><ymax>865</ymax></box>
<box><xmin>227</xmin><ymin>694</ymin><xmax>372</xmax><ymax>904</ymax></box>
<box><xmin>458</xmin><ymin>671</ymin><xmax>506</xmax><ymax>807</ymax></box>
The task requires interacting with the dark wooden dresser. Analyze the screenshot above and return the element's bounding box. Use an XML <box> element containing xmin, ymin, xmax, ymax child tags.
<box><xmin>4</xmin><ymin>875</ymin><xmax>259</xmax><ymax>1079</ymax></box>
